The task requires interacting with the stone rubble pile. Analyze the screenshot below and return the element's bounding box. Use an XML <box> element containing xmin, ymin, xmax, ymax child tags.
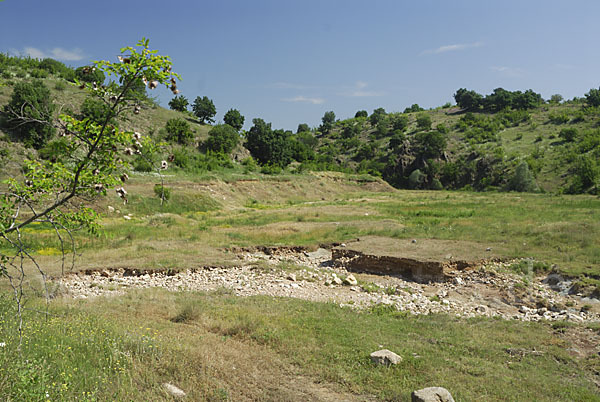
<box><xmin>58</xmin><ymin>248</ymin><xmax>599</xmax><ymax>323</ymax></box>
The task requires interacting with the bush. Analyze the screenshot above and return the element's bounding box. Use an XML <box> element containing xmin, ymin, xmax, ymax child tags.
<box><xmin>416</xmin><ymin>113</ymin><xmax>432</xmax><ymax>130</ymax></box>
<box><xmin>205</xmin><ymin>124</ymin><xmax>239</xmax><ymax>153</ymax></box>
<box><xmin>38</xmin><ymin>138</ymin><xmax>70</xmax><ymax>162</ymax></box>
<box><xmin>54</xmin><ymin>81</ymin><xmax>67</xmax><ymax>91</ymax></box>
<box><xmin>153</xmin><ymin>184</ymin><xmax>171</xmax><ymax>201</ymax></box>
<box><xmin>548</xmin><ymin>111</ymin><xmax>570</xmax><ymax>124</ymax></box>
<box><xmin>559</xmin><ymin>128</ymin><xmax>578</xmax><ymax>142</ymax></box>
<box><xmin>2</xmin><ymin>80</ymin><xmax>55</xmax><ymax>149</ymax></box>
<box><xmin>133</xmin><ymin>157</ymin><xmax>153</xmax><ymax>172</ymax></box>
<box><xmin>165</xmin><ymin>118</ymin><xmax>194</xmax><ymax>145</ymax></box>
<box><xmin>30</xmin><ymin>69</ymin><xmax>48</xmax><ymax>78</ymax></box>
<box><xmin>390</xmin><ymin>114</ymin><xmax>408</xmax><ymax>131</ymax></box>
<box><xmin>506</xmin><ymin>162</ymin><xmax>539</xmax><ymax>192</ymax></box>
<box><xmin>80</xmin><ymin>97</ymin><xmax>116</xmax><ymax>125</ymax></box>
<box><xmin>74</xmin><ymin>66</ymin><xmax>105</xmax><ymax>84</ymax></box>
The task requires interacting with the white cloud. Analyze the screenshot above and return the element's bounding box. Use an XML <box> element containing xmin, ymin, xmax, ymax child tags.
<box><xmin>13</xmin><ymin>46</ymin><xmax>85</xmax><ymax>61</ymax></box>
<box><xmin>490</xmin><ymin>65</ymin><xmax>524</xmax><ymax>77</ymax></box>
<box><xmin>342</xmin><ymin>81</ymin><xmax>384</xmax><ymax>97</ymax></box>
<box><xmin>268</xmin><ymin>82</ymin><xmax>315</xmax><ymax>90</ymax></box>
<box><xmin>282</xmin><ymin>96</ymin><xmax>324</xmax><ymax>105</ymax></box>
<box><xmin>421</xmin><ymin>41</ymin><xmax>483</xmax><ymax>55</ymax></box>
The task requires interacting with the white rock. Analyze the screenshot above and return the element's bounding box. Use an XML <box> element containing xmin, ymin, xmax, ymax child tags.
<box><xmin>411</xmin><ymin>386</ymin><xmax>455</xmax><ymax>402</ymax></box>
<box><xmin>163</xmin><ymin>383</ymin><xmax>186</xmax><ymax>398</ymax></box>
<box><xmin>370</xmin><ymin>349</ymin><xmax>402</xmax><ymax>366</ymax></box>
<box><xmin>344</xmin><ymin>274</ymin><xmax>358</xmax><ymax>286</ymax></box>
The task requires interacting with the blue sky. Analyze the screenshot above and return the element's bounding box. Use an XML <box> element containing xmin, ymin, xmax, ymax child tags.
<box><xmin>1</xmin><ymin>0</ymin><xmax>599</xmax><ymax>131</ymax></box>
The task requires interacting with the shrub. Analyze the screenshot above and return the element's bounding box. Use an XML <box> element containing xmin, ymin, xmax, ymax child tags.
<box><xmin>165</xmin><ymin>118</ymin><xmax>194</xmax><ymax>145</ymax></box>
<box><xmin>153</xmin><ymin>184</ymin><xmax>171</xmax><ymax>201</ymax></box>
<box><xmin>559</xmin><ymin>128</ymin><xmax>578</xmax><ymax>142</ymax></box>
<box><xmin>548</xmin><ymin>111</ymin><xmax>570</xmax><ymax>124</ymax></box>
<box><xmin>74</xmin><ymin>66</ymin><xmax>105</xmax><ymax>83</ymax></box>
<box><xmin>38</xmin><ymin>138</ymin><xmax>70</xmax><ymax>162</ymax></box>
<box><xmin>54</xmin><ymin>81</ymin><xmax>67</xmax><ymax>91</ymax></box>
<box><xmin>2</xmin><ymin>80</ymin><xmax>55</xmax><ymax>149</ymax></box>
<box><xmin>506</xmin><ymin>162</ymin><xmax>539</xmax><ymax>192</ymax></box>
<box><xmin>416</xmin><ymin>113</ymin><xmax>432</xmax><ymax>130</ymax></box>
<box><xmin>133</xmin><ymin>157</ymin><xmax>153</xmax><ymax>172</ymax></box>
<box><xmin>205</xmin><ymin>124</ymin><xmax>239</xmax><ymax>153</ymax></box>
<box><xmin>390</xmin><ymin>114</ymin><xmax>409</xmax><ymax>131</ymax></box>
<box><xmin>80</xmin><ymin>97</ymin><xmax>116</xmax><ymax>125</ymax></box>
<box><xmin>30</xmin><ymin>68</ymin><xmax>48</xmax><ymax>78</ymax></box>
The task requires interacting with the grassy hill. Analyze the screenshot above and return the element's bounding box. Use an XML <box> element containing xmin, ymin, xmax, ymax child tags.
<box><xmin>311</xmin><ymin>102</ymin><xmax>599</xmax><ymax>194</ymax></box>
<box><xmin>1</xmin><ymin>55</ymin><xmax>600</xmax><ymax>401</ymax></box>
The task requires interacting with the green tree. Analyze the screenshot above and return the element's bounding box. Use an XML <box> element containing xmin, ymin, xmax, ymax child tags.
<box><xmin>369</xmin><ymin>107</ymin><xmax>387</xmax><ymax>126</ymax></box>
<box><xmin>74</xmin><ymin>65</ymin><xmax>106</xmax><ymax>83</ymax></box>
<box><xmin>0</xmin><ymin>38</ymin><xmax>179</xmax><ymax>334</ymax></box>
<box><xmin>454</xmin><ymin>88</ymin><xmax>483</xmax><ymax>110</ymax></box>
<box><xmin>585</xmin><ymin>88</ymin><xmax>600</xmax><ymax>107</ymax></box>
<box><xmin>549</xmin><ymin>94</ymin><xmax>563</xmax><ymax>104</ymax></box>
<box><xmin>80</xmin><ymin>97</ymin><xmax>116</xmax><ymax>126</ymax></box>
<box><xmin>168</xmin><ymin>95</ymin><xmax>189</xmax><ymax>112</ymax></box>
<box><xmin>2</xmin><ymin>80</ymin><xmax>55</xmax><ymax>149</ymax></box>
<box><xmin>223</xmin><ymin>108</ymin><xmax>245</xmax><ymax>131</ymax></box>
<box><xmin>506</xmin><ymin>162</ymin><xmax>539</xmax><ymax>192</ymax></box>
<box><xmin>192</xmin><ymin>96</ymin><xmax>216</xmax><ymax>124</ymax></box>
<box><xmin>245</xmin><ymin>118</ymin><xmax>292</xmax><ymax>167</ymax></box>
<box><xmin>390</xmin><ymin>114</ymin><xmax>409</xmax><ymax>131</ymax></box>
<box><xmin>206</xmin><ymin>124</ymin><xmax>239</xmax><ymax>153</ymax></box>
<box><xmin>320</xmin><ymin>111</ymin><xmax>336</xmax><ymax>133</ymax></box>
<box><xmin>296</xmin><ymin>123</ymin><xmax>310</xmax><ymax>133</ymax></box>
<box><xmin>165</xmin><ymin>118</ymin><xmax>194</xmax><ymax>145</ymax></box>
<box><xmin>483</xmin><ymin>88</ymin><xmax>514</xmax><ymax>111</ymax></box>
<box><xmin>354</xmin><ymin>110</ymin><xmax>368</xmax><ymax>118</ymax></box>
<box><xmin>416</xmin><ymin>113</ymin><xmax>432</xmax><ymax>131</ymax></box>
<box><xmin>414</xmin><ymin>130</ymin><xmax>446</xmax><ymax>159</ymax></box>
<box><xmin>404</xmin><ymin>104</ymin><xmax>424</xmax><ymax>113</ymax></box>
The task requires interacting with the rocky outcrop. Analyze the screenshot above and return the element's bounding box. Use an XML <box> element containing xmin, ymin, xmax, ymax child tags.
<box><xmin>332</xmin><ymin>247</ymin><xmax>476</xmax><ymax>282</ymax></box>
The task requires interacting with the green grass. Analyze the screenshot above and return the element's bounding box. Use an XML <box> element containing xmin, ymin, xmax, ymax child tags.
<box><xmin>2</xmin><ymin>290</ymin><xmax>598</xmax><ymax>401</ymax></box>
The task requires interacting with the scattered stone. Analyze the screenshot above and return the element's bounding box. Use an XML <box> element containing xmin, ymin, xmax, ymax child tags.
<box><xmin>370</xmin><ymin>349</ymin><xmax>402</xmax><ymax>366</ymax></box>
<box><xmin>411</xmin><ymin>387</ymin><xmax>455</xmax><ymax>402</ymax></box>
<box><xmin>411</xmin><ymin>239</ymin><xmax>417</xmax><ymax>244</ymax></box>
<box><xmin>163</xmin><ymin>383</ymin><xmax>186</xmax><ymax>398</ymax></box>
<box><xmin>287</xmin><ymin>273</ymin><xmax>296</xmax><ymax>282</ymax></box>
<box><xmin>475</xmin><ymin>305</ymin><xmax>488</xmax><ymax>314</ymax></box>
<box><xmin>123</xmin><ymin>215</ymin><xmax>131</xmax><ymax>220</ymax></box>
<box><xmin>331</xmin><ymin>274</ymin><xmax>343</xmax><ymax>285</ymax></box>
<box><xmin>486</xmin><ymin>247</ymin><xmax>492</xmax><ymax>252</ymax></box>
<box><xmin>344</xmin><ymin>274</ymin><xmax>358</xmax><ymax>286</ymax></box>
<box><xmin>107</xmin><ymin>206</ymin><xmax>115</xmax><ymax>213</ymax></box>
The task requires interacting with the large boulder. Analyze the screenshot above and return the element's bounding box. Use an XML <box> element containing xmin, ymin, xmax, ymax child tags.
<box><xmin>411</xmin><ymin>386</ymin><xmax>454</xmax><ymax>402</ymax></box>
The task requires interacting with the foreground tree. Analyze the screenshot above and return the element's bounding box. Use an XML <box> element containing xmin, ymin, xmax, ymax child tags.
<box><xmin>192</xmin><ymin>96</ymin><xmax>216</xmax><ymax>124</ymax></box>
<box><xmin>223</xmin><ymin>108</ymin><xmax>244</xmax><ymax>131</ymax></box>
<box><xmin>0</xmin><ymin>38</ymin><xmax>179</xmax><ymax>342</ymax></box>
